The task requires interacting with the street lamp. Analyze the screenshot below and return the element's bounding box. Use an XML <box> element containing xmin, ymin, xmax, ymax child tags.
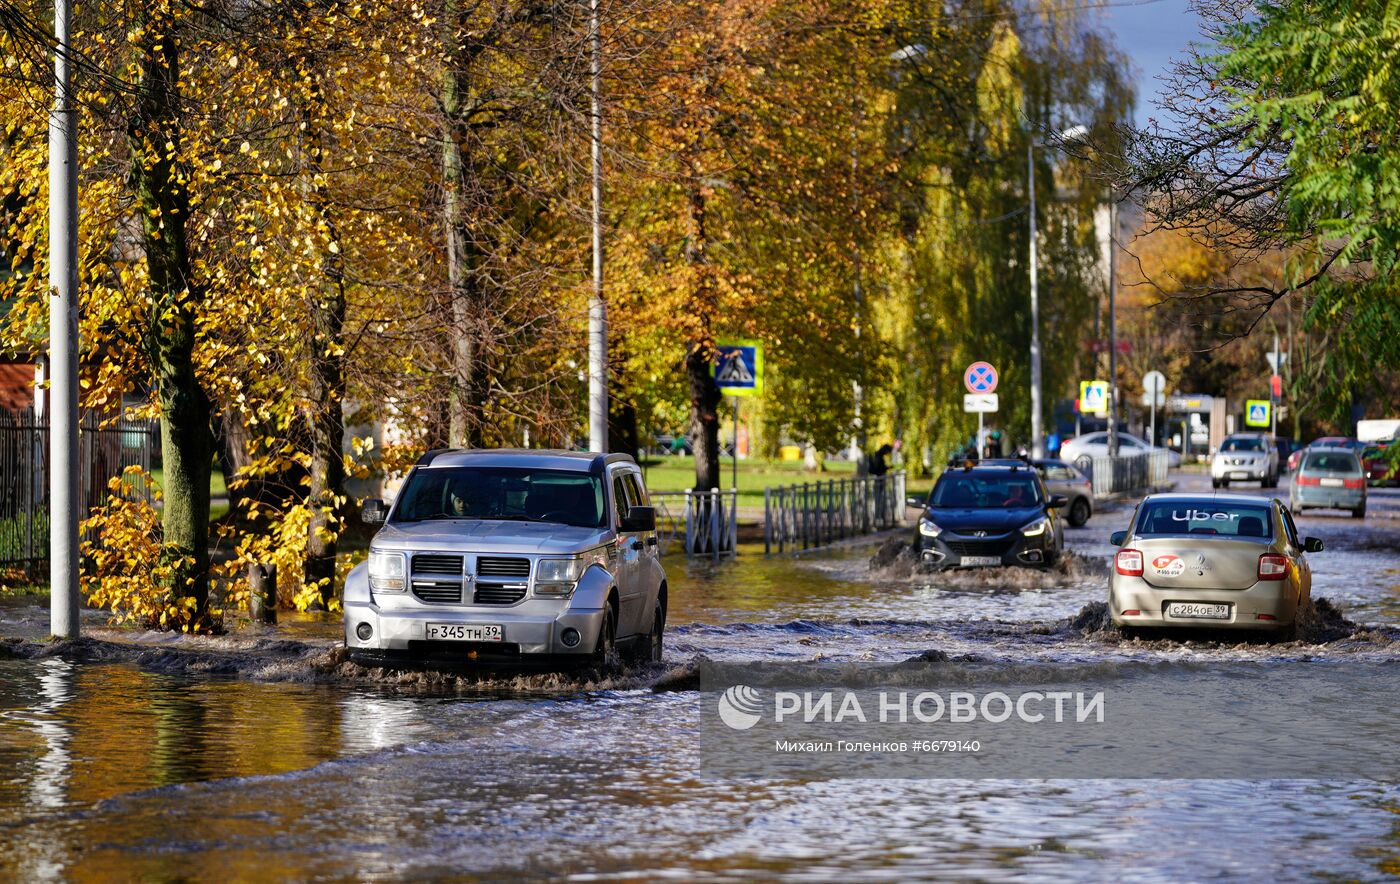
<box><xmin>1028</xmin><ymin>123</ymin><xmax>1088</xmax><ymax>460</ymax></box>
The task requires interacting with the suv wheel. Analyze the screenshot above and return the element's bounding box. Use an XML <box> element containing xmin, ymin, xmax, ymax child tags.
<box><xmin>1068</xmin><ymin>497</ymin><xmax>1091</xmax><ymax>527</ymax></box>
<box><xmin>591</xmin><ymin>607</ymin><xmax>619</xmax><ymax>672</ymax></box>
<box><xmin>1352</xmin><ymin>505</ymin><xmax>1366</xmax><ymax>519</ymax></box>
<box><xmin>644</xmin><ymin>599</ymin><xmax>665</xmax><ymax>663</ymax></box>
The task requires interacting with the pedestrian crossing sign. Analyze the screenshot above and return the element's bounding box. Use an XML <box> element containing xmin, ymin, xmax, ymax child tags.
<box><xmin>1245</xmin><ymin>399</ymin><xmax>1271</xmax><ymax>428</ymax></box>
<box><xmin>714</xmin><ymin>341</ymin><xmax>764</xmax><ymax>396</ymax></box>
<box><xmin>1079</xmin><ymin>380</ymin><xmax>1109</xmax><ymax>416</ymax></box>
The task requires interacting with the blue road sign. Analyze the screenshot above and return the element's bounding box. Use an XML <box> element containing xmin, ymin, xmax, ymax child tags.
<box><xmin>714</xmin><ymin>341</ymin><xmax>764</xmax><ymax>397</ymax></box>
<box><xmin>964</xmin><ymin>361</ymin><xmax>998</xmax><ymax>394</ymax></box>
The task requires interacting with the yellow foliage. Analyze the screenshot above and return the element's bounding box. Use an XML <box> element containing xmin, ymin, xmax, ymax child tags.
<box><xmin>80</xmin><ymin>468</ymin><xmax>218</xmax><ymax>632</ymax></box>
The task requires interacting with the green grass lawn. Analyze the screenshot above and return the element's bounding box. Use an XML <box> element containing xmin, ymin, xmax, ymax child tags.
<box><xmin>639</xmin><ymin>454</ymin><xmax>862</xmax><ymax>509</ymax></box>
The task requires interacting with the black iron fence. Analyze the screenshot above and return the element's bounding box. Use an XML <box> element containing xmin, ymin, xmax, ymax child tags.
<box><xmin>764</xmin><ymin>471</ymin><xmax>907</xmax><ymax>553</ymax></box>
<box><xmin>0</xmin><ymin>413</ymin><xmax>158</xmax><ymax>582</ymax></box>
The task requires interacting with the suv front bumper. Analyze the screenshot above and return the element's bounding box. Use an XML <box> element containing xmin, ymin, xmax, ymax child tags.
<box><xmin>345</xmin><ymin>597</ymin><xmax>606</xmax><ymax>656</ymax></box>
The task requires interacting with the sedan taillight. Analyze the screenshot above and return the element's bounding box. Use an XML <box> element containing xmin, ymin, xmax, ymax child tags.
<box><xmin>1115</xmin><ymin>549</ymin><xmax>1144</xmax><ymax>577</ymax></box>
<box><xmin>1343</xmin><ymin>478</ymin><xmax>1365</xmax><ymax>489</ymax></box>
<box><xmin>1295</xmin><ymin>475</ymin><xmax>1320</xmax><ymax>486</ymax></box>
<box><xmin>1258</xmin><ymin>553</ymin><xmax>1290</xmax><ymax>581</ymax></box>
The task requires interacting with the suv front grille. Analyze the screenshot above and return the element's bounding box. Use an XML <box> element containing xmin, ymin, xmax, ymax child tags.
<box><xmin>947</xmin><ymin>538</ymin><xmax>1015</xmax><ymax>557</ymax></box>
<box><xmin>473</xmin><ymin>584</ymin><xmax>528</xmax><ymax>605</ymax></box>
<box><xmin>414</xmin><ymin>554</ymin><xmax>464</xmax><ymax>576</ymax></box>
<box><xmin>412</xmin><ymin>581</ymin><xmax>464</xmax><ymax>603</ymax></box>
<box><xmin>476</xmin><ymin>556</ymin><xmax>530</xmax><ymax>579</ymax></box>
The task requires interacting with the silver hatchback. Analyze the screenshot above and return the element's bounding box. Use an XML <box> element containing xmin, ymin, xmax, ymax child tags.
<box><xmin>1290</xmin><ymin>447</ymin><xmax>1367</xmax><ymax>518</ymax></box>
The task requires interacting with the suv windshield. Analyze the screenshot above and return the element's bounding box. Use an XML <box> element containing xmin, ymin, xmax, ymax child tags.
<box><xmin>393</xmin><ymin>467</ymin><xmax>606</xmax><ymax>527</ymax></box>
<box><xmin>1221</xmin><ymin>438</ymin><xmax>1263</xmax><ymax>452</ymax></box>
<box><xmin>931</xmin><ymin>472</ymin><xmax>1043</xmax><ymax>508</ymax></box>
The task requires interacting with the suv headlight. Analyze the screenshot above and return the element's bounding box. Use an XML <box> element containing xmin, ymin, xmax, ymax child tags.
<box><xmin>918</xmin><ymin>518</ymin><xmax>942</xmax><ymax>538</ymax></box>
<box><xmin>1021</xmin><ymin>517</ymin><xmax>1049</xmax><ymax>537</ymax></box>
<box><xmin>368</xmin><ymin>550</ymin><xmax>406</xmax><ymax>592</ymax></box>
<box><xmin>535</xmin><ymin>548</ymin><xmax>609</xmax><ymax>598</ymax></box>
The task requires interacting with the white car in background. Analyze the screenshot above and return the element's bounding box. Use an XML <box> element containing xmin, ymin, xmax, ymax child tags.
<box><xmin>1059</xmin><ymin>432</ymin><xmax>1182</xmax><ymax>473</ymax></box>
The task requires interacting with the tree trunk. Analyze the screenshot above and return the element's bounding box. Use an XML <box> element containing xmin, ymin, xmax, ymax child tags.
<box><xmin>443</xmin><ymin>0</ymin><xmax>490</xmax><ymax>449</ymax></box>
<box><xmin>684</xmin><ymin>184</ymin><xmax>721</xmax><ymax>491</ymax></box>
<box><xmin>128</xmin><ymin>20</ymin><xmax>213</xmax><ymax>618</ymax></box>
<box><xmin>301</xmin><ymin>75</ymin><xmax>348</xmax><ymax>606</ymax></box>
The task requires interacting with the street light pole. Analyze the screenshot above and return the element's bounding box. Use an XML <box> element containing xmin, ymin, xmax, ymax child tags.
<box><xmin>1106</xmin><ymin>196</ymin><xmax>1119</xmax><ymax>459</ymax></box>
<box><xmin>1028</xmin><ymin>140</ymin><xmax>1043</xmax><ymax>459</ymax></box>
<box><xmin>49</xmin><ymin>0</ymin><xmax>80</xmax><ymax>639</ymax></box>
<box><xmin>587</xmin><ymin>0</ymin><xmax>608</xmax><ymax>453</ymax></box>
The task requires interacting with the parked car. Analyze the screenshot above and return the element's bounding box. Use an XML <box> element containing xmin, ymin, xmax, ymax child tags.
<box><xmin>1210</xmin><ymin>433</ymin><xmax>1279</xmax><ymax>488</ymax></box>
<box><xmin>1291</xmin><ymin>447</ymin><xmax>1368</xmax><ymax>518</ymax></box>
<box><xmin>1109</xmin><ymin>492</ymin><xmax>1321</xmax><ymax>640</ymax></box>
<box><xmin>1058</xmin><ymin>431</ymin><xmax>1182</xmax><ymax>474</ymax></box>
<box><xmin>1286</xmin><ymin>436</ymin><xmax>1364</xmax><ymax>473</ymax></box>
<box><xmin>1361</xmin><ymin>444</ymin><xmax>1396</xmax><ymax>487</ymax></box>
<box><xmin>345</xmin><ymin>449</ymin><xmax>667</xmax><ymax>669</ymax></box>
<box><xmin>908</xmin><ymin>462</ymin><xmax>1066</xmax><ymax>570</ymax></box>
<box><xmin>1033</xmin><ymin>458</ymin><xmax>1094</xmax><ymax>527</ymax></box>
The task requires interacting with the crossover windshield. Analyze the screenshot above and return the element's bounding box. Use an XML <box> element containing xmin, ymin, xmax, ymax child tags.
<box><xmin>393</xmin><ymin>467</ymin><xmax>606</xmax><ymax>528</ymax></box>
<box><xmin>931</xmin><ymin>474</ymin><xmax>1043</xmax><ymax>508</ymax></box>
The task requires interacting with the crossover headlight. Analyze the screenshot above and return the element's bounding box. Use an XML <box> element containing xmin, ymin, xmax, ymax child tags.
<box><xmin>368</xmin><ymin>550</ymin><xmax>406</xmax><ymax>592</ymax></box>
<box><xmin>1021</xmin><ymin>517</ymin><xmax>1049</xmax><ymax>537</ymax></box>
<box><xmin>918</xmin><ymin>518</ymin><xmax>942</xmax><ymax>538</ymax></box>
<box><xmin>535</xmin><ymin>548</ymin><xmax>609</xmax><ymax>598</ymax></box>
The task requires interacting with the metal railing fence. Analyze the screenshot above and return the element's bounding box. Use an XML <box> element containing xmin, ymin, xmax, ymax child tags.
<box><xmin>0</xmin><ymin>413</ymin><xmax>158</xmax><ymax>582</ymax></box>
<box><xmin>649</xmin><ymin>488</ymin><xmax>738</xmax><ymax>559</ymax></box>
<box><xmin>764</xmin><ymin>470</ymin><xmax>906</xmax><ymax>554</ymax></box>
<box><xmin>1086</xmin><ymin>450</ymin><xmax>1170</xmax><ymax>497</ymax></box>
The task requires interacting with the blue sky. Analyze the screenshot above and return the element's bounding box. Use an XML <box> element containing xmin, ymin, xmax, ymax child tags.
<box><xmin>1100</xmin><ymin>0</ymin><xmax>1205</xmax><ymax>128</ymax></box>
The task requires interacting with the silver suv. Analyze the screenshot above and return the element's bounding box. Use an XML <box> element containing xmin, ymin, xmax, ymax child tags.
<box><xmin>344</xmin><ymin>449</ymin><xmax>667</xmax><ymax>669</ymax></box>
<box><xmin>1211</xmin><ymin>433</ymin><xmax>1279</xmax><ymax>488</ymax></box>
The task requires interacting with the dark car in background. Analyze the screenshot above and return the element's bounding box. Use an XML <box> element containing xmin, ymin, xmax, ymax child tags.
<box><xmin>1033</xmin><ymin>459</ymin><xmax>1093</xmax><ymax>527</ymax></box>
<box><xmin>909</xmin><ymin>463</ymin><xmax>1066</xmax><ymax>570</ymax></box>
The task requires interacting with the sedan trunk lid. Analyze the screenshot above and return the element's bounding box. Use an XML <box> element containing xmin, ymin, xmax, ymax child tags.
<box><xmin>1130</xmin><ymin>537</ymin><xmax>1269</xmax><ymax>590</ymax></box>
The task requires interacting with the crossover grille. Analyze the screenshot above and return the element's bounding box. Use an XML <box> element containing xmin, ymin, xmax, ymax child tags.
<box><xmin>476</xmin><ymin>556</ymin><xmax>530</xmax><ymax>579</ymax></box>
<box><xmin>414</xmin><ymin>554</ymin><xmax>464</xmax><ymax>576</ymax></box>
<box><xmin>946</xmin><ymin>538</ymin><xmax>1015</xmax><ymax>557</ymax></box>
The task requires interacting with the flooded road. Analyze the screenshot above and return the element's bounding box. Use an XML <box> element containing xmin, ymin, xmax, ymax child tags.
<box><xmin>2</xmin><ymin>474</ymin><xmax>1399</xmax><ymax>880</ymax></box>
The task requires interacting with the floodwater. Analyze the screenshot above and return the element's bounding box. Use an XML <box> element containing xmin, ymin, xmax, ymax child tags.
<box><xmin>2</xmin><ymin>476</ymin><xmax>1399</xmax><ymax>880</ymax></box>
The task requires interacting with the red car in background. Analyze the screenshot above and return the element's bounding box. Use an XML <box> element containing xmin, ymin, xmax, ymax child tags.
<box><xmin>1362</xmin><ymin>444</ymin><xmax>1397</xmax><ymax>486</ymax></box>
<box><xmin>1287</xmin><ymin>437</ymin><xmax>1366</xmax><ymax>473</ymax></box>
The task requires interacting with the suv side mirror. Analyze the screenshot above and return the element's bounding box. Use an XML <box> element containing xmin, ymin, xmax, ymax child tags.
<box><xmin>1304</xmin><ymin>536</ymin><xmax>1324</xmax><ymax>553</ymax></box>
<box><xmin>361</xmin><ymin>498</ymin><xmax>388</xmax><ymax>525</ymax></box>
<box><xmin>1110</xmin><ymin>530</ymin><xmax>1127</xmax><ymax>546</ymax></box>
<box><xmin>1048</xmin><ymin>494</ymin><xmax>1069</xmax><ymax>509</ymax></box>
<box><xmin>620</xmin><ymin>505</ymin><xmax>656</xmax><ymax>533</ymax></box>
